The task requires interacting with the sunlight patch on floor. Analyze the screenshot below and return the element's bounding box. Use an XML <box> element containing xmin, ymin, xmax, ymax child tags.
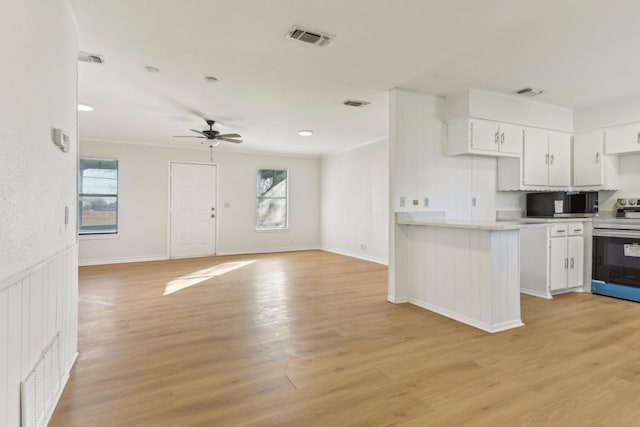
<box><xmin>164</xmin><ymin>260</ymin><xmax>256</xmax><ymax>295</ymax></box>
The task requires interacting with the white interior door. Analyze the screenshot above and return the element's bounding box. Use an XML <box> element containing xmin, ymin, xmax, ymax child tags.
<box><xmin>170</xmin><ymin>162</ymin><xmax>216</xmax><ymax>258</ymax></box>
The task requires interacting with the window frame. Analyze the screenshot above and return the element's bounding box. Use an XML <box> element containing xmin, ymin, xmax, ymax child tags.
<box><xmin>255</xmin><ymin>168</ymin><xmax>289</xmax><ymax>231</ymax></box>
<box><xmin>78</xmin><ymin>157</ymin><xmax>119</xmax><ymax>236</ymax></box>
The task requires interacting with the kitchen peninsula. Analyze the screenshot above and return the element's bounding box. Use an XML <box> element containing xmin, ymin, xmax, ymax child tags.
<box><xmin>390</xmin><ymin>212</ymin><xmax>549</xmax><ymax>333</ymax></box>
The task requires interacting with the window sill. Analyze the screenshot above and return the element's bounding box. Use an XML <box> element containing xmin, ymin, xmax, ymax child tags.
<box><xmin>255</xmin><ymin>228</ymin><xmax>289</xmax><ymax>233</ymax></box>
<box><xmin>79</xmin><ymin>233</ymin><xmax>119</xmax><ymax>240</ymax></box>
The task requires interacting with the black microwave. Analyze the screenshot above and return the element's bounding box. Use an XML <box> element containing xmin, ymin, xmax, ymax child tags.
<box><xmin>526</xmin><ymin>191</ymin><xmax>599</xmax><ymax>218</ymax></box>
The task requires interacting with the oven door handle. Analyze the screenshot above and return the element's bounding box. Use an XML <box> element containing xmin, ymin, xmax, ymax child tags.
<box><xmin>593</xmin><ymin>229</ymin><xmax>640</xmax><ymax>239</ymax></box>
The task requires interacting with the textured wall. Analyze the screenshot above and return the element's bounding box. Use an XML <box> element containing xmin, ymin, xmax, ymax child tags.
<box><xmin>0</xmin><ymin>0</ymin><xmax>78</xmax><ymax>280</ymax></box>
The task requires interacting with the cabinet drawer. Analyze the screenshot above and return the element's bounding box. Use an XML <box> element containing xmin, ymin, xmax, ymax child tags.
<box><xmin>568</xmin><ymin>223</ymin><xmax>584</xmax><ymax>236</ymax></box>
<box><xmin>549</xmin><ymin>224</ymin><xmax>568</xmax><ymax>237</ymax></box>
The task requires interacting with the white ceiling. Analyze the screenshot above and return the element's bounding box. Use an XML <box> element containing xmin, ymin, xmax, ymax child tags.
<box><xmin>69</xmin><ymin>0</ymin><xmax>640</xmax><ymax>156</ymax></box>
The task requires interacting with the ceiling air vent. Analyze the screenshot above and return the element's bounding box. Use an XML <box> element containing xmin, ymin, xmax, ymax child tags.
<box><xmin>79</xmin><ymin>51</ymin><xmax>105</xmax><ymax>64</ymax></box>
<box><xmin>514</xmin><ymin>87</ymin><xmax>543</xmax><ymax>97</ymax></box>
<box><xmin>343</xmin><ymin>99</ymin><xmax>371</xmax><ymax>107</ymax></box>
<box><xmin>287</xmin><ymin>26</ymin><xmax>334</xmax><ymax>46</ymax></box>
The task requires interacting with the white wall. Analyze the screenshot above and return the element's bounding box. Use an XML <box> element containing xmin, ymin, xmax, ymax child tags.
<box><xmin>78</xmin><ymin>140</ymin><xmax>321</xmax><ymax>264</ymax></box>
<box><xmin>390</xmin><ymin>89</ymin><xmax>521</xmax><ymax>221</ymax></box>
<box><xmin>0</xmin><ymin>1</ymin><xmax>78</xmax><ymax>425</ymax></box>
<box><xmin>320</xmin><ymin>139</ymin><xmax>389</xmax><ymax>264</ymax></box>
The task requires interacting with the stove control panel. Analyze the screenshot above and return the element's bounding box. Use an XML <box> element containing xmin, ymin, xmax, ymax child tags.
<box><xmin>616</xmin><ymin>198</ymin><xmax>640</xmax><ymax>218</ymax></box>
<box><xmin>617</xmin><ymin>198</ymin><xmax>640</xmax><ymax>207</ymax></box>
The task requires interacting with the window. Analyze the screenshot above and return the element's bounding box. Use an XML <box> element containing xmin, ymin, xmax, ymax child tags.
<box><xmin>78</xmin><ymin>158</ymin><xmax>118</xmax><ymax>234</ymax></box>
<box><xmin>256</xmin><ymin>169</ymin><xmax>288</xmax><ymax>229</ymax></box>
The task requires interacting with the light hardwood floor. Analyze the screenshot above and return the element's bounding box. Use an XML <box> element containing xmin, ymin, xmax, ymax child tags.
<box><xmin>50</xmin><ymin>250</ymin><xmax>640</xmax><ymax>426</ymax></box>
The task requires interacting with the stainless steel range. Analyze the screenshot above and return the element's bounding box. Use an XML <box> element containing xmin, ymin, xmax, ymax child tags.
<box><xmin>615</xmin><ymin>197</ymin><xmax>640</xmax><ymax>219</ymax></box>
<box><xmin>592</xmin><ymin>201</ymin><xmax>640</xmax><ymax>302</ymax></box>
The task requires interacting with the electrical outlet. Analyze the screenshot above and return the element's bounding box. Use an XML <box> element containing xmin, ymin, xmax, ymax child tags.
<box><xmin>424</xmin><ymin>197</ymin><xmax>429</xmax><ymax>207</ymax></box>
<box><xmin>399</xmin><ymin>196</ymin><xmax>406</xmax><ymax>207</ymax></box>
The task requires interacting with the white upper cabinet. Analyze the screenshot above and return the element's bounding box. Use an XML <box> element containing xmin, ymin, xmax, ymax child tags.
<box><xmin>605</xmin><ymin>123</ymin><xmax>640</xmax><ymax>155</ymax></box>
<box><xmin>522</xmin><ymin>128</ymin><xmax>548</xmax><ymax>186</ymax></box>
<box><xmin>573</xmin><ymin>131</ymin><xmax>619</xmax><ymax>189</ymax></box>
<box><xmin>498</xmin><ymin>128</ymin><xmax>571</xmax><ymax>191</ymax></box>
<box><xmin>547</xmin><ymin>131</ymin><xmax>571</xmax><ymax>187</ymax></box>
<box><xmin>447</xmin><ymin>118</ymin><xmax>523</xmax><ymax>157</ymax></box>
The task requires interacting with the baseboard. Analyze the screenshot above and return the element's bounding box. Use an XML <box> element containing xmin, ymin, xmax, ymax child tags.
<box><xmin>79</xmin><ymin>255</ymin><xmax>168</xmax><ymax>266</ymax></box>
<box><xmin>216</xmin><ymin>245</ymin><xmax>320</xmax><ymax>256</ymax></box>
<box><xmin>520</xmin><ymin>288</ymin><xmax>553</xmax><ymax>299</ymax></box>
<box><xmin>388</xmin><ymin>295</ymin><xmax>409</xmax><ymax>304</ymax></box>
<box><xmin>321</xmin><ymin>247</ymin><xmax>388</xmax><ymax>265</ymax></box>
<box><xmin>44</xmin><ymin>351</ymin><xmax>78</xmax><ymax>427</ymax></box>
<box><xmin>409</xmin><ymin>297</ymin><xmax>524</xmax><ymax>333</ymax></box>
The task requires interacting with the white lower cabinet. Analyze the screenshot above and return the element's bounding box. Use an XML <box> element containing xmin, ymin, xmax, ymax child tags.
<box><xmin>521</xmin><ymin>223</ymin><xmax>584</xmax><ymax>298</ymax></box>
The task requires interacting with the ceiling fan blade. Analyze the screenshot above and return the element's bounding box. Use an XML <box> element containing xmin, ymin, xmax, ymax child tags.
<box><xmin>173</xmin><ymin>135</ymin><xmax>205</xmax><ymax>138</ymax></box>
<box><xmin>217</xmin><ymin>137</ymin><xmax>243</xmax><ymax>143</ymax></box>
<box><xmin>216</xmin><ymin>133</ymin><xmax>241</xmax><ymax>138</ymax></box>
<box><xmin>189</xmin><ymin>129</ymin><xmax>208</xmax><ymax>137</ymax></box>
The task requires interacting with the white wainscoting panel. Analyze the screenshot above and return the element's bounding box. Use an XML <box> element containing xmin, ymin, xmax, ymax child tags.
<box><xmin>0</xmin><ymin>244</ymin><xmax>78</xmax><ymax>427</ymax></box>
<box><xmin>404</xmin><ymin>226</ymin><xmax>523</xmax><ymax>333</ymax></box>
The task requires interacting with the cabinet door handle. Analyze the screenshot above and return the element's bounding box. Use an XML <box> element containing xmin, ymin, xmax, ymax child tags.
<box><xmin>570</xmin><ymin>258</ymin><xmax>574</xmax><ymax>269</ymax></box>
<box><xmin>637</xmin><ymin>132</ymin><xmax>640</xmax><ymax>144</ymax></box>
<box><xmin>595</xmin><ymin>152</ymin><xmax>600</xmax><ymax>163</ymax></box>
<box><xmin>495</xmin><ymin>131</ymin><xmax>499</xmax><ymax>144</ymax></box>
<box><xmin>550</xmin><ymin>154</ymin><xmax>555</xmax><ymax>165</ymax></box>
<box><xmin>545</xmin><ymin>153</ymin><xmax>549</xmax><ymax>164</ymax></box>
<box><xmin>565</xmin><ymin>258</ymin><xmax>569</xmax><ymax>269</ymax></box>
<box><xmin>501</xmin><ymin>133</ymin><xmax>505</xmax><ymax>144</ymax></box>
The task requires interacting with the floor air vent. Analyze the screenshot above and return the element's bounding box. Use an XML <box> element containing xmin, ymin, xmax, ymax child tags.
<box><xmin>287</xmin><ymin>26</ymin><xmax>334</xmax><ymax>46</ymax></box>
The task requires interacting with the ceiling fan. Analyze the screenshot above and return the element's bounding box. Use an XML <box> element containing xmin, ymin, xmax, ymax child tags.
<box><xmin>173</xmin><ymin>119</ymin><xmax>242</xmax><ymax>146</ymax></box>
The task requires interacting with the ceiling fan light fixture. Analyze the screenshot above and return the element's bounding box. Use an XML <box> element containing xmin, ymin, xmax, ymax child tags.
<box><xmin>77</xmin><ymin>104</ymin><xmax>93</xmax><ymax>112</ymax></box>
<box><xmin>298</xmin><ymin>130</ymin><xmax>313</xmax><ymax>136</ymax></box>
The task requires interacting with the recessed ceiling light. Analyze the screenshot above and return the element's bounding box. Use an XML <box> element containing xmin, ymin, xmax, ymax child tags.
<box><xmin>204</xmin><ymin>76</ymin><xmax>218</xmax><ymax>83</ymax></box>
<box><xmin>298</xmin><ymin>130</ymin><xmax>313</xmax><ymax>136</ymax></box>
<box><xmin>77</xmin><ymin>104</ymin><xmax>93</xmax><ymax>112</ymax></box>
<box><xmin>144</xmin><ymin>66</ymin><xmax>160</xmax><ymax>73</ymax></box>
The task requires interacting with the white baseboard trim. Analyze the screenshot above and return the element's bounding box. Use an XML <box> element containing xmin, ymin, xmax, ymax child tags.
<box><xmin>520</xmin><ymin>288</ymin><xmax>553</xmax><ymax>299</ymax></box>
<box><xmin>388</xmin><ymin>295</ymin><xmax>409</xmax><ymax>304</ymax></box>
<box><xmin>215</xmin><ymin>245</ymin><xmax>320</xmax><ymax>256</ymax></box>
<box><xmin>409</xmin><ymin>297</ymin><xmax>524</xmax><ymax>334</ymax></box>
<box><xmin>321</xmin><ymin>247</ymin><xmax>388</xmax><ymax>265</ymax></box>
<box><xmin>45</xmin><ymin>351</ymin><xmax>78</xmax><ymax>427</ymax></box>
<box><xmin>79</xmin><ymin>255</ymin><xmax>168</xmax><ymax>266</ymax></box>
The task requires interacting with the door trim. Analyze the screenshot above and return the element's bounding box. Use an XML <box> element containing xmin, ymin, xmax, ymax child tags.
<box><xmin>167</xmin><ymin>161</ymin><xmax>219</xmax><ymax>259</ymax></box>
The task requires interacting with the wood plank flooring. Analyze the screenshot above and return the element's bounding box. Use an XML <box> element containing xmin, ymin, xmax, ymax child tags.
<box><xmin>50</xmin><ymin>250</ymin><xmax>640</xmax><ymax>426</ymax></box>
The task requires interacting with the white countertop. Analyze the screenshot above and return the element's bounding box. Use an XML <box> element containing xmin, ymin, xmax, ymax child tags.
<box><xmin>517</xmin><ymin>217</ymin><xmax>594</xmax><ymax>224</ymax></box>
<box><xmin>396</xmin><ymin>213</ymin><xmax>550</xmax><ymax>230</ymax></box>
